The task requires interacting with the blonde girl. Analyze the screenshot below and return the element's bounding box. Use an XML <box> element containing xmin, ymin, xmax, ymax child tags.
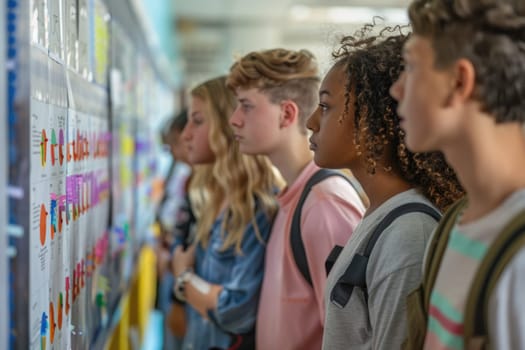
<box><xmin>171</xmin><ymin>76</ymin><xmax>282</xmax><ymax>350</ymax></box>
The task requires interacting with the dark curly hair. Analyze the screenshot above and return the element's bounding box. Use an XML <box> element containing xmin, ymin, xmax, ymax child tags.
<box><xmin>409</xmin><ymin>0</ymin><xmax>525</xmax><ymax>123</ymax></box>
<box><xmin>334</xmin><ymin>23</ymin><xmax>464</xmax><ymax>211</ymax></box>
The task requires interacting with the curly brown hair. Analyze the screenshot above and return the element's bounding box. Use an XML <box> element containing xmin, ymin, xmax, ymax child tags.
<box><xmin>334</xmin><ymin>23</ymin><xmax>464</xmax><ymax>211</ymax></box>
<box><xmin>227</xmin><ymin>48</ymin><xmax>320</xmax><ymax>133</ymax></box>
<box><xmin>409</xmin><ymin>0</ymin><xmax>525</xmax><ymax>123</ymax></box>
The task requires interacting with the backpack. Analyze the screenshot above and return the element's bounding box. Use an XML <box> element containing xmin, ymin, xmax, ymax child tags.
<box><xmin>329</xmin><ymin>202</ymin><xmax>441</xmax><ymax>307</ymax></box>
<box><xmin>290</xmin><ymin>169</ymin><xmax>441</xmax><ymax>298</ymax></box>
<box><xmin>290</xmin><ymin>168</ymin><xmax>362</xmax><ymax>286</ymax></box>
<box><xmin>403</xmin><ymin>198</ymin><xmax>525</xmax><ymax>349</ymax></box>
<box><xmin>210</xmin><ymin>170</ymin><xmax>354</xmax><ymax>350</ymax></box>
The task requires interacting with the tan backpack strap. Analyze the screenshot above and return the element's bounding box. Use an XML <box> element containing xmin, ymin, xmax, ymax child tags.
<box><xmin>464</xmin><ymin>209</ymin><xmax>525</xmax><ymax>348</ymax></box>
<box><xmin>423</xmin><ymin>197</ymin><xmax>468</xmax><ymax>307</ymax></box>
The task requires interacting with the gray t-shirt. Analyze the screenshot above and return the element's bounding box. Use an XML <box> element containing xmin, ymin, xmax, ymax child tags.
<box><xmin>322</xmin><ymin>189</ymin><xmax>439</xmax><ymax>350</ymax></box>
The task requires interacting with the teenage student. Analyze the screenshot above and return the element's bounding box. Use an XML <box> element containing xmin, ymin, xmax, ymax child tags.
<box><xmin>307</xmin><ymin>25</ymin><xmax>463</xmax><ymax>349</ymax></box>
<box><xmin>391</xmin><ymin>0</ymin><xmax>525</xmax><ymax>348</ymax></box>
<box><xmin>227</xmin><ymin>48</ymin><xmax>366</xmax><ymax>350</ymax></box>
<box><xmin>170</xmin><ymin>76</ymin><xmax>282</xmax><ymax>350</ymax></box>
<box><xmin>155</xmin><ymin>110</ymin><xmax>192</xmax><ymax>349</ymax></box>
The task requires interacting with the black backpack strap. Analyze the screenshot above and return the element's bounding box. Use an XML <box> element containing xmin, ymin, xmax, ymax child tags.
<box><xmin>325</xmin><ymin>245</ymin><xmax>344</xmax><ymax>276</ymax></box>
<box><xmin>364</xmin><ymin>203</ymin><xmax>441</xmax><ymax>257</ymax></box>
<box><xmin>330</xmin><ymin>202</ymin><xmax>441</xmax><ymax>308</ymax></box>
<box><xmin>291</xmin><ymin>168</ymin><xmax>354</xmax><ymax>287</ymax></box>
<box><xmin>463</xmin><ymin>209</ymin><xmax>525</xmax><ymax>347</ymax></box>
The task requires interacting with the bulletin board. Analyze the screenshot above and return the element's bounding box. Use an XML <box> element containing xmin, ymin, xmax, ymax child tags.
<box><xmin>7</xmin><ymin>0</ymin><xmax>175</xmax><ymax>348</ymax></box>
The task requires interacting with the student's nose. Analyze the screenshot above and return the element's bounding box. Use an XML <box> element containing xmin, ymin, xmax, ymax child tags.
<box><xmin>181</xmin><ymin>123</ymin><xmax>192</xmax><ymax>141</ymax></box>
<box><xmin>306</xmin><ymin>108</ymin><xmax>319</xmax><ymax>132</ymax></box>
<box><xmin>230</xmin><ymin>107</ymin><xmax>244</xmax><ymax>128</ymax></box>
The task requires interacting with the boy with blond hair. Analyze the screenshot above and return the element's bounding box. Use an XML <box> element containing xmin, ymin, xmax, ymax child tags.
<box><xmin>227</xmin><ymin>49</ymin><xmax>365</xmax><ymax>349</ymax></box>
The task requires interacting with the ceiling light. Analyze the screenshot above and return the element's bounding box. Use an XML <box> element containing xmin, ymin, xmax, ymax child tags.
<box><xmin>289</xmin><ymin>5</ymin><xmax>408</xmax><ymax>24</ymax></box>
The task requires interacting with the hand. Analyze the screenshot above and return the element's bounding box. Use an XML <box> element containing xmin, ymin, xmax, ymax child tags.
<box><xmin>172</xmin><ymin>244</ymin><xmax>196</xmax><ymax>277</ymax></box>
<box><xmin>155</xmin><ymin>244</ymin><xmax>172</xmax><ymax>277</ymax></box>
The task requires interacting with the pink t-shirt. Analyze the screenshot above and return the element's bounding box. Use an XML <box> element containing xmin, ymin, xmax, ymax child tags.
<box><xmin>256</xmin><ymin>161</ymin><xmax>365</xmax><ymax>350</ymax></box>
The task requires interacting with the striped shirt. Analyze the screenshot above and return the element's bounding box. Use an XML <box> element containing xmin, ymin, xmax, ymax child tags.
<box><xmin>424</xmin><ymin>189</ymin><xmax>525</xmax><ymax>350</ymax></box>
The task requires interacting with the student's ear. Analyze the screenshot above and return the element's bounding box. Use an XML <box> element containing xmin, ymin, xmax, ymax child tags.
<box><xmin>446</xmin><ymin>58</ymin><xmax>476</xmax><ymax>106</ymax></box>
<box><xmin>279</xmin><ymin>100</ymin><xmax>299</xmax><ymax>128</ymax></box>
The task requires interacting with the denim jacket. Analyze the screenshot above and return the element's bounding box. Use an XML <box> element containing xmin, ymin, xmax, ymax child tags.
<box><xmin>181</xmin><ymin>204</ymin><xmax>273</xmax><ymax>350</ymax></box>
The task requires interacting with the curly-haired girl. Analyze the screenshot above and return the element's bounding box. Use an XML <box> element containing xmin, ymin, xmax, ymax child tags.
<box><xmin>306</xmin><ymin>24</ymin><xmax>464</xmax><ymax>349</ymax></box>
<box><xmin>170</xmin><ymin>76</ymin><xmax>282</xmax><ymax>350</ymax></box>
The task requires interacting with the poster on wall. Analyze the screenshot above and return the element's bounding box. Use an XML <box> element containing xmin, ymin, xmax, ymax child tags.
<box><xmin>29</xmin><ymin>47</ymin><xmax>72</xmax><ymax>350</ymax></box>
<box><xmin>28</xmin><ymin>33</ymin><xmax>112</xmax><ymax>347</ymax></box>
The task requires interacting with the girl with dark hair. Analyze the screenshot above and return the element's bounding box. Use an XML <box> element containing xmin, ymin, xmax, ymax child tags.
<box><xmin>306</xmin><ymin>24</ymin><xmax>464</xmax><ymax>349</ymax></box>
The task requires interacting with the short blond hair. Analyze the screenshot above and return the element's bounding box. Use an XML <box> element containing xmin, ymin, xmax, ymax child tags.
<box><xmin>227</xmin><ymin>49</ymin><xmax>320</xmax><ymax>133</ymax></box>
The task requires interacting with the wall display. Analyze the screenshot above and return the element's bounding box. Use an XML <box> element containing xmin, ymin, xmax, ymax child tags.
<box><xmin>28</xmin><ymin>45</ymin><xmax>111</xmax><ymax>349</ymax></box>
<box><xmin>7</xmin><ymin>0</ymin><xmax>176</xmax><ymax>348</ymax></box>
<box><xmin>108</xmin><ymin>22</ymin><xmax>137</xmax><ymax>301</ymax></box>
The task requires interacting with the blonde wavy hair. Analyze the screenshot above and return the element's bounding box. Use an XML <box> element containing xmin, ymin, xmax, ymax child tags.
<box><xmin>226</xmin><ymin>48</ymin><xmax>320</xmax><ymax>133</ymax></box>
<box><xmin>188</xmin><ymin>76</ymin><xmax>282</xmax><ymax>253</ymax></box>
